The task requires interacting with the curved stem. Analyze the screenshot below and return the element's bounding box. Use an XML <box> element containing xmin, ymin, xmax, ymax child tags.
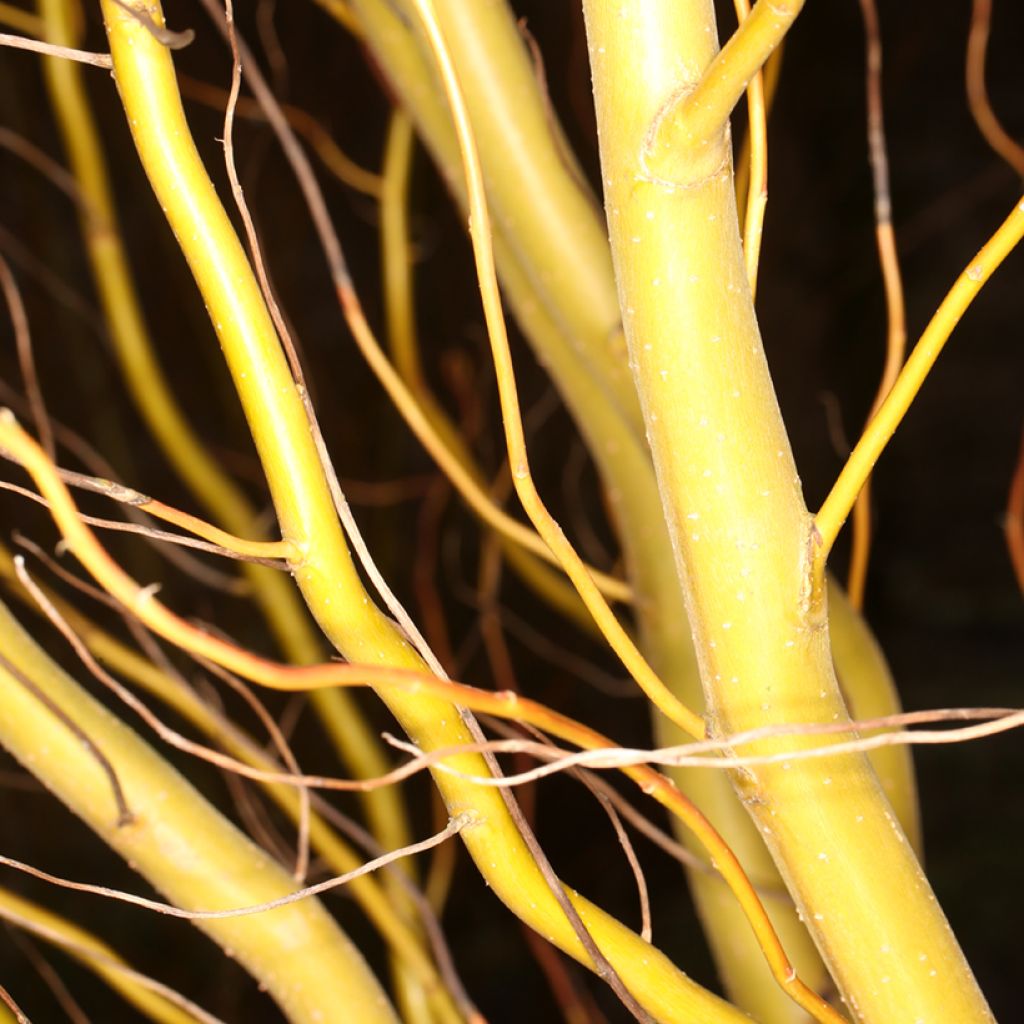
<box><xmin>815</xmin><ymin>193</ymin><xmax>1024</xmax><ymax>565</ymax></box>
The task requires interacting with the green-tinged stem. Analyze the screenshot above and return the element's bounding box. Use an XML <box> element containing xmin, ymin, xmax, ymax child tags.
<box><xmin>0</xmin><ymin>598</ymin><xmax>398</xmax><ymax>1024</ymax></box>
<box><xmin>582</xmin><ymin>2</ymin><xmax>993</xmax><ymax>1021</ymax></box>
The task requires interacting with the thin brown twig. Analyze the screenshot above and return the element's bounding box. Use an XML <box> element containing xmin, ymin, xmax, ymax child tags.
<box><xmin>382</xmin><ymin>704</ymin><xmax>1024</xmax><ymax>789</ymax></box>
<box><xmin>0</xmin><ymin>648</ymin><xmax>132</xmax><ymax>827</ymax></box>
<box><xmin>0</xmin><ymin>816</ymin><xmax>470</xmax><ymax>921</ymax></box>
<box><xmin>570</xmin><ymin>773</ymin><xmax>650</xmax><ymax>943</ymax></box>
<box><xmin>1005</xmin><ymin>424</ymin><xmax>1024</xmax><ymax>591</ymax></box>
<box><xmin>0</xmin><ymin>980</ymin><xmax>30</xmax><ymax>1024</ymax></box>
<box><xmin>0</xmin><ymin>227</ymin><xmax>106</xmax><ymax>339</ymax></box>
<box><xmin>255</xmin><ymin>0</ymin><xmax>288</xmax><ymax>92</ymax></box>
<box><xmin>12</xmin><ymin>532</ymin><xmax>132</xmax><ymax>615</ymax></box>
<box><xmin>0</xmin><ymin>901</ymin><xmax>226</xmax><ymax>1024</ymax></box>
<box><xmin>966</xmin><ymin>0</ymin><xmax>1024</xmax><ymax>178</ymax></box>
<box><xmin>849</xmin><ymin>0</ymin><xmax>907</xmax><ymax>610</ymax></box>
<box><xmin>0</xmin><ymin>479</ymin><xmax>288</xmax><ymax>570</ymax></box>
<box><xmin>0</xmin><ymin>253</ymin><xmax>54</xmax><ymax>461</ymax></box>
<box><xmin>0</xmin><ymin>126</ymin><xmax>89</xmax><ymax>218</ymax></box>
<box><xmin>0</xmin><ymin>31</ymin><xmax>111</xmax><ymax>67</ymax></box>
<box><xmin>177</xmin><ymin>75</ymin><xmax>382</xmax><ymax>198</ymax></box>
<box><xmin>196</xmin><ymin>655</ymin><xmax>311</xmax><ymax>883</ymax></box>
<box><xmin>4</xmin><ymin>927</ymin><xmax>91</xmax><ymax>1024</ymax></box>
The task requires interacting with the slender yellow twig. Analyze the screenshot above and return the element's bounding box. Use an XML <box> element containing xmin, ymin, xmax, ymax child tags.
<box><xmin>0</xmin><ymin>476</ymin><xmax>290</xmax><ymax>568</ymax></box>
<box><xmin>735</xmin><ymin>41</ymin><xmax>783</xmax><ymax>225</ymax></box>
<box><xmin>732</xmin><ymin>0</ymin><xmax>768</xmax><ymax>299</ymax></box>
<box><xmin>645</xmin><ymin>0</ymin><xmax>804</xmax><ymax>185</ymax></box>
<box><xmin>406</xmin><ymin>0</ymin><xmax>703</xmax><ymax>741</ymax></box>
<box><xmin>815</xmin><ymin>192</ymin><xmax>1024</xmax><ymax>563</ymax></box>
<box><xmin>379</xmin><ymin>107</ymin><xmax>599</xmax><ymax>632</ymax></box>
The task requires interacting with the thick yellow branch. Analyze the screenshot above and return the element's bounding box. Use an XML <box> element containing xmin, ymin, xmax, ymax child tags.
<box><xmin>582</xmin><ymin>2</ymin><xmax>994</xmax><ymax>1020</ymax></box>
<box><xmin>0</xmin><ymin>598</ymin><xmax>398</xmax><ymax>1024</ymax></box>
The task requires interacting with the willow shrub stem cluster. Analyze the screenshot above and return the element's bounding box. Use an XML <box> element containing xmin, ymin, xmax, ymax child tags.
<box><xmin>0</xmin><ymin>0</ymin><xmax>1012</xmax><ymax>1022</ymax></box>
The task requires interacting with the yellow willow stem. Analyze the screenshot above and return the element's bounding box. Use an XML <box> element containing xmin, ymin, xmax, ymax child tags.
<box><xmin>346</xmin><ymin>0</ymin><xmax>645</xmax><ymax>442</ymax></box>
<box><xmin>732</xmin><ymin>0</ymin><xmax>768</xmax><ymax>300</ymax></box>
<box><xmin>207</xmin><ymin>0</ymin><xmax>628</xmax><ymax>608</ymax></box>
<box><xmin>3</xmin><ymin>410</ymin><xmax>804</xmax><ymax>1024</ymax></box>
<box><xmin>406</xmin><ymin>0</ymin><xmax>704</xmax><ymax>742</ymax></box>
<box><xmin>336</xmin><ymin>0</ymin><xmax>919</xmax><ymax>1017</ymax></box>
<box><xmin>0</xmin><ymin>541</ymin><xmax>466</xmax><ymax>1024</ymax></box>
<box><xmin>582</xmin><ymin>2</ymin><xmax>994</xmax><ymax>1020</ymax></box>
<box><xmin>646</xmin><ymin>0</ymin><xmax>803</xmax><ymax>185</ymax></box>
<box><xmin>87</xmin><ymin>5</ymin><xmax>748</xmax><ymax>1019</ymax></box>
<box><xmin>380</xmin><ymin>108</ymin><xmax>600</xmax><ymax>634</ymax></box>
<box><xmin>815</xmin><ymin>192</ymin><xmax>1024</xmax><ymax>569</ymax></box>
<box><xmin>0</xmin><ymin>886</ymin><xmax>211</xmax><ymax>1024</ymax></box>
<box><xmin>735</xmin><ymin>42</ymin><xmax>783</xmax><ymax>229</ymax></box>
<box><xmin>37</xmin><ymin>0</ymin><xmax>412</xmax><ymax>875</ymax></box>
<box><xmin>0</xmin><ymin>598</ymin><xmax>398</xmax><ymax>1024</ymax></box>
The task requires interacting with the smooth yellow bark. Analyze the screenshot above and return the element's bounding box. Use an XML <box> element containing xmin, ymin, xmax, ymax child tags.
<box><xmin>0</xmin><ymin>598</ymin><xmax>398</xmax><ymax>1024</ymax></box>
<box><xmin>582</xmin><ymin>2</ymin><xmax>993</xmax><ymax>1020</ymax></box>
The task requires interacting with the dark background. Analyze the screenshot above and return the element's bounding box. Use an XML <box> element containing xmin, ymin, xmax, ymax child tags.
<box><xmin>0</xmin><ymin>1</ymin><xmax>1021</xmax><ymax>1020</ymax></box>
